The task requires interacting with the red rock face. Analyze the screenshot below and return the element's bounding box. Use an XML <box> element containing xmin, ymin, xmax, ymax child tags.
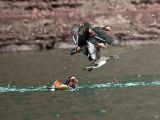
<box><xmin>0</xmin><ymin>0</ymin><xmax>160</xmax><ymax>51</ymax></box>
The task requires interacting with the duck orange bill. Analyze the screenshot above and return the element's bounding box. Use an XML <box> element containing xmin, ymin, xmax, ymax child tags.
<box><xmin>102</xmin><ymin>26</ymin><xmax>111</xmax><ymax>31</ymax></box>
<box><xmin>89</xmin><ymin>29</ymin><xmax>96</xmax><ymax>36</ymax></box>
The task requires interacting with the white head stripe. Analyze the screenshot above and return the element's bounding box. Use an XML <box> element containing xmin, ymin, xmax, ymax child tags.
<box><xmin>72</xmin><ymin>36</ymin><xmax>76</xmax><ymax>44</ymax></box>
<box><xmin>94</xmin><ymin>36</ymin><xmax>105</xmax><ymax>42</ymax></box>
<box><xmin>72</xmin><ymin>35</ymin><xmax>79</xmax><ymax>45</ymax></box>
<box><xmin>76</xmin><ymin>35</ymin><xmax>79</xmax><ymax>44</ymax></box>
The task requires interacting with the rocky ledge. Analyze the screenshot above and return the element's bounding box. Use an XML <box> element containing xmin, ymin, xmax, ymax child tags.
<box><xmin>0</xmin><ymin>0</ymin><xmax>160</xmax><ymax>51</ymax></box>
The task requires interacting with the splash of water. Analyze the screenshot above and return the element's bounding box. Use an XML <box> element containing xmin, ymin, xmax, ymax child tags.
<box><xmin>77</xmin><ymin>81</ymin><xmax>160</xmax><ymax>90</ymax></box>
<box><xmin>0</xmin><ymin>81</ymin><xmax>160</xmax><ymax>93</ymax></box>
<box><xmin>0</xmin><ymin>85</ymin><xmax>48</xmax><ymax>93</ymax></box>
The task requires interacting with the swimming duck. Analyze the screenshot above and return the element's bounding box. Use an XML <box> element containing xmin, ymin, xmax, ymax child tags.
<box><xmin>48</xmin><ymin>76</ymin><xmax>79</xmax><ymax>91</ymax></box>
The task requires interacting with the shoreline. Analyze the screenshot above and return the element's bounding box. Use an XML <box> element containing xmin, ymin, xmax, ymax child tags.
<box><xmin>0</xmin><ymin>40</ymin><xmax>160</xmax><ymax>52</ymax></box>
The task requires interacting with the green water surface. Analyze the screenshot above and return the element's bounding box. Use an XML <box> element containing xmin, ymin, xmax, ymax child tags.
<box><xmin>0</xmin><ymin>44</ymin><xmax>160</xmax><ymax>120</ymax></box>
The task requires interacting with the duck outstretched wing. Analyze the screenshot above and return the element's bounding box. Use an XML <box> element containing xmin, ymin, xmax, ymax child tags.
<box><xmin>71</xmin><ymin>22</ymin><xmax>90</xmax><ymax>36</ymax></box>
<box><xmin>90</xmin><ymin>29</ymin><xmax>120</xmax><ymax>46</ymax></box>
<box><xmin>78</xmin><ymin>22</ymin><xmax>90</xmax><ymax>35</ymax></box>
<box><xmin>71</xmin><ymin>24</ymin><xmax>80</xmax><ymax>36</ymax></box>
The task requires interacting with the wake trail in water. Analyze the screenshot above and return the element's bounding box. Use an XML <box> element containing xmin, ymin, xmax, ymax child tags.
<box><xmin>0</xmin><ymin>85</ymin><xmax>48</xmax><ymax>93</ymax></box>
<box><xmin>0</xmin><ymin>81</ymin><xmax>160</xmax><ymax>93</ymax></box>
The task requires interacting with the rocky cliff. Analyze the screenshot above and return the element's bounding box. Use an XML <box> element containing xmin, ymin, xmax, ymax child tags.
<box><xmin>0</xmin><ymin>0</ymin><xmax>160</xmax><ymax>51</ymax></box>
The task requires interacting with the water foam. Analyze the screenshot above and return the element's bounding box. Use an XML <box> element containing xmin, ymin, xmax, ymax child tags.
<box><xmin>0</xmin><ymin>81</ymin><xmax>160</xmax><ymax>93</ymax></box>
<box><xmin>0</xmin><ymin>85</ymin><xmax>47</xmax><ymax>93</ymax></box>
